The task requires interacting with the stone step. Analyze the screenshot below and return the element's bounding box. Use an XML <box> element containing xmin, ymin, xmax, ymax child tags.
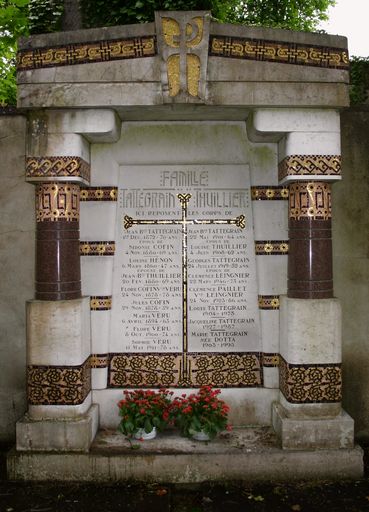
<box><xmin>8</xmin><ymin>427</ymin><xmax>363</xmax><ymax>482</ymax></box>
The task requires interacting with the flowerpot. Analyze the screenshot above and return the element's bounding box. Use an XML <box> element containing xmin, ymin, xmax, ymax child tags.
<box><xmin>192</xmin><ymin>430</ymin><xmax>210</xmax><ymax>441</ymax></box>
<box><xmin>134</xmin><ymin>427</ymin><xmax>157</xmax><ymax>440</ymax></box>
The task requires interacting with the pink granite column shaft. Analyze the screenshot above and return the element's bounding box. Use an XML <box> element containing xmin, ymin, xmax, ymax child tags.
<box><xmin>35</xmin><ymin>182</ymin><xmax>81</xmax><ymax>300</ymax></box>
<box><xmin>288</xmin><ymin>181</ymin><xmax>333</xmax><ymax>299</ymax></box>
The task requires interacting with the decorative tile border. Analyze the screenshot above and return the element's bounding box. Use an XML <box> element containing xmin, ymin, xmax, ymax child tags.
<box><xmin>289</xmin><ymin>182</ymin><xmax>331</xmax><ymax>220</ymax></box>
<box><xmin>209</xmin><ymin>36</ymin><xmax>349</xmax><ymax>70</ymax></box>
<box><xmin>262</xmin><ymin>353</ymin><xmax>280</xmax><ymax>367</ymax></box>
<box><xmin>90</xmin><ymin>354</ymin><xmax>109</xmax><ymax>369</ymax></box>
<box><xmin>36</xmin><ymin>183</ymin><xmax>79</xmax><ymax>222</ymax></box>
<box><xmin>278</xmin><ymin>155</ymin><xmax>341</xmax><ymax>181</ymax></box>
<box><xmin>27</xmin><ymin>358</ymin><xmax>91</xmax><ymax>406</ymax></box>
<box><xmin>255</xmin><ymin>240</ymin><xmax>289</xmax><ymax>255</ymax></box>
<box><xmin>90</xmin><ymin>296</ymin><xmax>112</xmax><ymax>311</ymax></box>
<box><xmin>108</xmin><ymin>352</ymin><xmax>263</xmax><ymax>388</ymax></box>
<box><xmin>80</xmin><ymin>187</ymin><xmax>118</xmax><ymax>201</ymax></box>
<box><xmin>279</xmin><ymin>356</ymin><xmax>342</xmax><ymax>404</ymax></box>
<box><xmin>26</xmin><ymin>156</ymin><xmax>90</xmax><ymax>184</ymax></box>
<box><xmin>17</xmin><ymin>36</ymin><xmax>157</xmax><ymax>71</ymax></box>
<box><xmin>258</xmin><ymin>295</ymin><xmax>280</xmax><ymax>310</ymax></box>
<box><xmin>80</xmin><ymin>241</ymin><xmax>115</xmax><ymax>256</ymax></box>
<box><xmin>251</xmin><ymin>186</ymin><xmax>289</xmax><ymax>200</ymax></box>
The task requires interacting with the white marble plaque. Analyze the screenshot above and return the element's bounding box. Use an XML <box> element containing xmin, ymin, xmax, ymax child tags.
<box><xmin>110</xmin><ymin>165</ymin><xmax>261</xmax><ymax>354</ymax></box>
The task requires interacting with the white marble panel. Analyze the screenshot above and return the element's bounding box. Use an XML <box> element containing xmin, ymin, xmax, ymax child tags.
<box><xmin>27</xmin><ymin>298</ymin><xmax>91</xmax><ymax>366</ymax></box>
<box><xmin>256</xmin><ymin>256</ymin><xmax>287</xmax><ymax>296</ymax></box>
<box><xmin>90</xmin><ymin>147</ymin><xmax>120</xmax><ymax>186</ymax></box>
<box><xmin>80</xmin><ymin>202</ymin><xmax>117</xmax><ymax>240</ymax></box>
<box><xmin>94</xmin><ymin>387</ymin><xmax>279</xmax><ymax>428</ymax></box>
<box><xmin>263</xmin><ymin>367</ymin><xmax>279</xmax><ymax>389</ymax></box>
<box><xmin>279</xmin><ymin>296</ymin><xmax>342</xmax><ymax>364</ymax></box>
<box><xmin>253</xmin><ymin>109</ymin><xmax>340</xmax><ymax>134</ymax></box>
<box><xmin>252</xmin><ymin>201</ymin><xmax>288</xmax><ymax>240</ymax></box>
<box><xmin>91</xmin><ymin>310</ymin><xmax>110</xmax><ymax>353</ymax></box>
<box><xmin>28</xmin><ymin>393</ymin><xmax>92</xmax><ymax>420</ymax></box>
<box><xmin>260</xmin><ymin>310</ymin><xmax>279</xmax><ymax>353</ymax></box>
<box><xmin>248</xmin><ymin>142</ymin><xmax>278</xmax><ymax>185</ymax></box>
<box><xmin>81</xmin><ymin>258</ymin><xmax>114</xmax><ymax>296</ymax></box>
<box><xmin>278</xmin><ymin>132</ymin><xmax>341</xmax><ymax>160</ymax></box>
<box><xmin>92</xmin><ymin>368</ymin><xmax>108</xmax><ymax>390</ymax></box>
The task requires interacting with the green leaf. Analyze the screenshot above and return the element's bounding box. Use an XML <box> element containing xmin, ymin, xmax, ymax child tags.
<box><xmin>144</xmin><ymin>418</ymin><xmax>153</xmax><ymax>433</ymax></box>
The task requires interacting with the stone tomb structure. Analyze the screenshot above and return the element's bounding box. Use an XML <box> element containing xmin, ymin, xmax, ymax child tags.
<box><xmin>9</xmin><ymin>11</ymin><xmax>363</xmax><ymax>480</ymax></box>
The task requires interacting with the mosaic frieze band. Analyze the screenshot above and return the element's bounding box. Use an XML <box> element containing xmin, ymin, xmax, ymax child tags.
<box><xmin>80</xmin><ymin>187</ymin><xmax>118</xmax><ymax>201</ymax></box>
<box><xmin>109</xmin><ymin>353</ymin><xmax>262</xmax><ymax>388</ymax></box>
<box><xmin>278</xmin><ymin>155</ymin><xmax>341</xmax><ymax>181</ymax></box>
<box><xmin>90</xmin><ymin>354</ymin><xmax>109</xmax><ymax>369</ymax></box>
<box><xmin>26</xmin><ymin>156</ymin><xmax>90</xmax><ymax>184</ymax></box>
<box><xmin>17</xmin><ymin>36</ymin><xmax>157</xmax><ymax>71</ymax></box>
<box><xmin>80</xmin><ymin>241</ymin><xmax>115</xmax><ymax>256</ymax></box>
<box><xmin>251</xmin><ymin>186</ymin><xmax>289</xmax><ymax>200</ymax></box>
<box><xmin>27</xmin><ymin>358</ymin><xmax>91</xmax><ymax>406</ymax></box>
<box><xmin>258</xmin><ymin>295</ymin><xmax>280</xmax><ymax>310</ymax></box>
<box><xmin>90</xmin><ymin>296</ymin><xmax>112</xmax><ymax>311</ymax></box>
<box><xmin>262</xmin><ymin>353</ymin><xmax>280</xmax><ymax>367</ymax></box>
<box><xmin>289</xmin><ymin>182</ymin><xmax>331</xmax><ymax>220</ymax></box>
<box><xmin>279</xmin><ymin>356</ymin><xmax>342</xmax><ymax>404</ymax></box>
<box><xmin>255</xmin><ymin>240</ymin><xmax>289</xmax><ymax>255</ymax></box>
<box><xmin>209</xmin><ymin>36</ymin><xmax>349</xmax><ymax>69</ymax></box>
<box><xmin>36</xmin><ymin>183</ymin><xmax>80</xmax><ymax>222</ymax></box>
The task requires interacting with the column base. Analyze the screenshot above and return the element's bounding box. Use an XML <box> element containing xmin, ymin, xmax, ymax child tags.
<box><xmin>272</xmin><ymin>402</ymin><xmax>354</xmax><ymax>450</ymax></box>
<box><xmin>16</xmin><ymin>404</ymin><xmax>99</xmax><ymax>453</ymax></box>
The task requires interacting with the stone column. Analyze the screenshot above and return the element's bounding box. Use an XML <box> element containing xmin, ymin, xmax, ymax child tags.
<box><xmin>272</xmin><ymin>129</ymin><xmax>355</xmax><ymax>450</ymax></box>
<box><xmin>16</xmin><ymin>109</ymin><xmax>121</xmax><ymax>452</ymax></box>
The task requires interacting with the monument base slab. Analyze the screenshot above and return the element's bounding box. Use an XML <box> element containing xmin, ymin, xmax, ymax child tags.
<box><xmin>8</xmin><ymin>427</ymin><xmax>363</xmax><ymax>482</ymax></box>
<box><xmin>15</xmin><ymin>404</ymin><xmax>99</xmax><ymax>453</ymax></box>
<box><xmin>272</xmin><ymin>402</ymin><xmax>354</xmax><ymax>450</ymax></box>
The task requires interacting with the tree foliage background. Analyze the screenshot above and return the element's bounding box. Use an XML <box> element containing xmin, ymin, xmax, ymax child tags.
<box><xmin>1</xmin><ymin>0</ymin><xmax>367</xmax><ymax>106</ymax></box>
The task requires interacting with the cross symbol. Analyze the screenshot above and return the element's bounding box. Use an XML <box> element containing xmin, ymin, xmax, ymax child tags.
<box><xmin>124</xmin><ymin>193</ymin><xmax>246</xmax><ymax>386</ymax></box>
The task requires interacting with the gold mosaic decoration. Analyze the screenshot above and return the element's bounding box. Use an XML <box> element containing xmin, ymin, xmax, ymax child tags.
<box><xmin>278</xmin><ymin>155</ymin><xmax>341</xmax><ymax>181</ymax></box>
<box><xmin>17</xmin><ymin>36</ymin><xmax>156</xmax><ymax>71</ymax></box>
<box><xmin>36</xmin><ymin>183</ymin><xmax>79</xmax><ymax>222</ymax></box>
<box><xmin>209</xmin><ymin>36</ymin><xmax>349</xmax><ymax>70</ymax></box>
<box><xmin>90</xmin><ymin>354</ymin><xmax>109</xmax><ymax>369</ymax></box>
<box><xmin>161</xmin><ymin>15</ymin><xmax>205</xmax><ymax>98</ymax></box>
<box><xmin>258</xmin><ymin>295</ymin><xmax>280</xmax><ymax>310</ymax></box>
<box><xmin>251</xmin><ymin>186</ymin><xmax>289</xmax><ymax>200</ymax></box>
<box><xmin>109</xmin><ymin>353</ymin><xmax>262</xmax><ymax>388</ymax></box>
<box><xmin>27</xmin><ymin>358</ymin><xmax>91</xmax><ymax>406</ymax></box>
<box><xmin>26</xmin><ymin>156</ymin><xmax>90</xmax><ymax>184</ymax></box>
<box><xmin>262</xmin><ymin>353</ymin><xmax>280</xmax><ymax>367</ymax></box>
<box><xmin>79</xmin><ymin>241</ymin><xmax>115</xmax><ymax>256</ymax></box>
<box><xmin>90</xmin><ymin>296</ymin><xmax>112</xmax><ymax>311</ymax></box>
<box><xmin>80</xmin><ymin>187</ymin><xmax>118</xmax><ymax>201</ymax></box>
<box><xmin>255</xmin><ymin>240</ymin><xmax>289</xmax><ymax>255</ymax></box>
<box><xmin>279</xmin><ymin>356</ymin><xmax>342</xmax><ymax>404</ymax></box>
<box><xmin>289</xmin><ymin>182</ymin><xmax>331</xmax><ymax>220</ymax></box>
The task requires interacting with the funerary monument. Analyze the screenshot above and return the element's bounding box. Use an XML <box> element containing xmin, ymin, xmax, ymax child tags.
<box><xmin>3</xmin><ymin>11</ymin><xmax>364</xmax><ymax>480</ymax></box>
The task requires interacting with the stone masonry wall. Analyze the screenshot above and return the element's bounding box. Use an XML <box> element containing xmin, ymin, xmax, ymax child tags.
<box><xmin>333</xmin><ymin>107</ymin><xmax>369</xmax><ymax>440</ymax></box>
<box><xmin>0</xmin><ymin>114</ymin><xmax>34</xmax><ymax>441</ymax></box>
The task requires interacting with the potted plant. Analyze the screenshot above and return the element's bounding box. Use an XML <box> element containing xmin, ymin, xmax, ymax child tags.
<box><xmin>169</xmin><ymin>385</ymin><xmax>232</xmax><ymax>441</ymax></box>
<box><xmin>117</xmin><ymin>388</ymin><xmax>173</xmax><ymax>440</ymax></box>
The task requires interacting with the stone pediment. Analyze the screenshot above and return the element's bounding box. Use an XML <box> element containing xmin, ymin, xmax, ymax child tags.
<box><xmin>17</xmin><ymin>11</ymin><xmax>349</xmax><ymax>113</ymax></box>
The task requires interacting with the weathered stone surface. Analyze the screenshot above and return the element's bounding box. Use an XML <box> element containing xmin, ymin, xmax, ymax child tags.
<box><xmin>8</xmin><ymin>427</ymin><xmax>363</xmax><ymax>482</ymax></box>
<box><xmin>16</xmin><ymin>404</ymin><xmax>99</xmax><ymax>452</ymax></box>
<box><xmin>272</xmin><ymin>403</ymin><xmax>355</xmax><ymax>450</ymax></box>
<box><xmin>0</xmin><ymin>115</ymin><xmax>32</xmax><ymax>442</ymax></box>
